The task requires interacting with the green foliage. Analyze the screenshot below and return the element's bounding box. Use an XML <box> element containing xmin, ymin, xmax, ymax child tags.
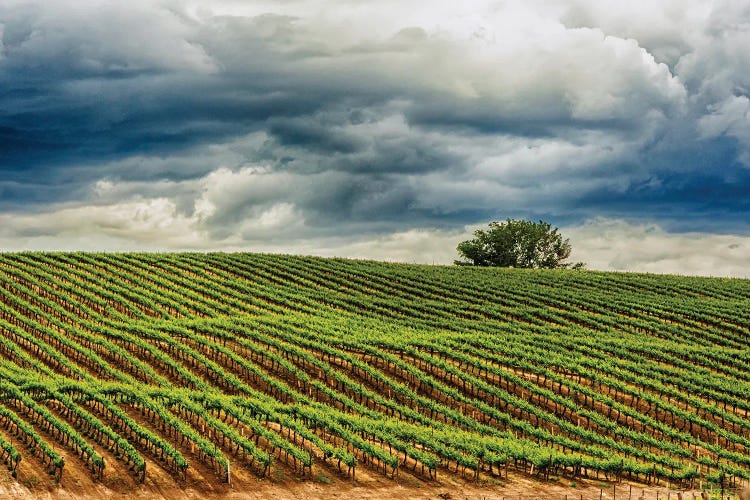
<box><xmin>0</xmin><ymin>252</ymin><xmax>749</xmax><ymax>491</ymax></box>
<box><xmin>456</xmin><ymin>218</ymin><xmax>584</xmax><ymax>269</ymax></box>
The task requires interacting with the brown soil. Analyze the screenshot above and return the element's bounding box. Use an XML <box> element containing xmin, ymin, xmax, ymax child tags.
<box><xmin>0</xmin><ymin>460</ymin><xmax>704</xmax><ymax>500</ymax></box>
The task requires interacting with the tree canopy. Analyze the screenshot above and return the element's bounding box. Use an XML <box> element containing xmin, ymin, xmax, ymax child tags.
<box><xmin>455</xmin><ymin>219</ymin><xmax>584</xmax><ymax>269</ymax></box>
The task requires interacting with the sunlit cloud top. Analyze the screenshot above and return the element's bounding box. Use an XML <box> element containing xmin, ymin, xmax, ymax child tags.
<box><xmin>1</xmin><ymin>0</ymin><xmax>749</xmax><ymax>276</ymax></box>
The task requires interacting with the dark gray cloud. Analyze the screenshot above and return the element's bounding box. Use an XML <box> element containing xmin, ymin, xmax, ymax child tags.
<box><xmin>1</xmin><ymin>0</ymin><xmax>750</xmax><ymax>276</ymax></box>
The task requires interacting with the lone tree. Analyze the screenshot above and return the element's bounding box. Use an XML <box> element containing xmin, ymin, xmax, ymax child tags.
<box><xmin>455</xmin><ymin>218</ymin><xmax>584</xmax><ymax>269</ymax></box>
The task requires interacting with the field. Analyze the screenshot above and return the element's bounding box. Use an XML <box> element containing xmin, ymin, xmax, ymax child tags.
<box><xmin>0</xmin><ymin>252</ymin><xmax>749</xmax><ymax>498</ymax></box>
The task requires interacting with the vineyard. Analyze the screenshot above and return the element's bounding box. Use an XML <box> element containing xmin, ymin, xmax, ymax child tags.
<box><xmin>0</xmin><ymin>252</ymin><xmax>749</xmax><ymax>496</ymax></box>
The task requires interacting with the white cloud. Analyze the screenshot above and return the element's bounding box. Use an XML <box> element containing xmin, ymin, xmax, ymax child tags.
<box><xmin>5</xmin><ymin>0</ymin><xmax>217</xmax><ymax>75</ymax></box>
<box><xmin>567</xmin><ymin>218</ymin><xmax>750</xmax><ymax>278</ymax></box>
<box><xmin>317</xmin><ymin>219</ymin><xmax>750</xmax><ymax>279</ymax></box>
<box><xmin>0</xmin><ymin>198</ymin><xmax>203</xmax><ymax>250</ymax></box>
<box><xmin>3</xmin><ymin>181</ymin><xmax>750</xmax><ymax>279</ymax></box>
<box><xmin>300</xmin><ymin>228</ymin><xmax>469</xmax><ymax>265</ymax></box>
<box><xmin>560</xmin><ymin>0</ymin><xmax>710</xmax><ymax>67</ymax></box>
<box><xmin>1</xmin><ymin>0</ymin><xmax>749</xmax><ymax>278</ymax></box>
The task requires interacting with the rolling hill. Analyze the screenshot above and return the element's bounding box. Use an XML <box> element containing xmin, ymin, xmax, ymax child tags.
<box><xmin>0</xmin><ymin>252</ymin><xmax>749</xmax><ymax>497</ymax></box>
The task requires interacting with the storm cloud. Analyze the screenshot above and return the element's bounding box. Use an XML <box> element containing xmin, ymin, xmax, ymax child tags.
<box><xmin>1</xmin><ymin>0</ymin><xmax>749</xmax><ymax>276</ymax></box>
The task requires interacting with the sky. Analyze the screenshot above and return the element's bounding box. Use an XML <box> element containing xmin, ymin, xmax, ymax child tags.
<box><xmin>1</xmin><ymin>0</ymin><xmax>750</xmax><ymax>277</ymax></box>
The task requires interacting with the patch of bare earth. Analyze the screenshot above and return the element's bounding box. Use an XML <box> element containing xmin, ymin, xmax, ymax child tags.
<box><xmin>0</xmin><ymin>462</ymin><xmax>697</xmax><ymax>500</ymax></box>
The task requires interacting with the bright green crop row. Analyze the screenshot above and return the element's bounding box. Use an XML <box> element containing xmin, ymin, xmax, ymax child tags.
<box><xmin>0</xmin><ymin>252</ymin><xmax>748</xmax><ymax>489</ymax></box>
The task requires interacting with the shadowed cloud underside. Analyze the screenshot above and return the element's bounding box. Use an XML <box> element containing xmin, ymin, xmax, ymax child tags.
<box><xmin>1</xmin><ymin>0</ymin><xmax>749</xmax><ymax>276</ymax></box>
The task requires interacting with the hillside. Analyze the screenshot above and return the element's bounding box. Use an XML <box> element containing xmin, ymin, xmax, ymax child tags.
<box><xmin>0</xmin><ymin>252</ymin><xmax>749</xmax><ymax>498</ymax></box>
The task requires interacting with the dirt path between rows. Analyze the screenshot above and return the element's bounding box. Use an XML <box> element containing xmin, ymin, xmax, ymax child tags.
<box><xmin>0</xmin><ymin>464</ymin><xmax>707</xmax><ymax>500</ymax></box>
